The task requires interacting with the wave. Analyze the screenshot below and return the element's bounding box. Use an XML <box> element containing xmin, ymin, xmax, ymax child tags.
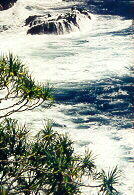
<box><xmin>0</xmin><ymin>0</ymin><xmax>92</xmax><ymax>34</ymax></box>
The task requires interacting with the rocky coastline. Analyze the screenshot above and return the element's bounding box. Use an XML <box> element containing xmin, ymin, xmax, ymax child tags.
<box><xmin>0</xmin><ymin>1</ymin><xmax>92</xmax><ymax>35</ymax></box>
<box><xmin>26</xmin><ymin>7</ymin><xmax>91</xmax><ymax>35</ymax></box>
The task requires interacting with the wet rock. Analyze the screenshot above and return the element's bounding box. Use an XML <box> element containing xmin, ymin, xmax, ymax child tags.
<box><xmin>25</xmin><ymin>14</ymin><xmax>52</xmax><ymax>26</ymax></box>
<box><xmin>0</xmin><ymin>25</ymin><xmax>9</xmax><ymax>32</ymax></box>
<box><xmin>0</xmin><ymin>0</ymin><xmax>17</xmax><ymax>11</ymax></box>
<box><xmin>26</xmin><ymin>8</ymin><xmax>91</xmax><ymax>35</ymax></box>
<box><xmin>0</xmin><ymin>4</ymin><xmax>4</xmax><ymax>11</ymax></box>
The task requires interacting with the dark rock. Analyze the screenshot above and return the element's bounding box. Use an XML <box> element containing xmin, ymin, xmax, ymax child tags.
<box><xmin>65</xmin><ymin>13</ymin><xmax>77</xmax><ymax>26</ymax></box>
<box><xmin>25</xmin><ymin>14</ymin><xmax>52</xmax><ymax>26</ymax></box>
<box><xmin>71</xmin><ymin>6</ymin><xmax>83</xmax><ymax>13</ymax></box>
<box><xmin>0</xmin><ymin>4</ymin><xmax>3</xmax><ymax>11</ymax></box>
<box><xmin>27</xmin><ymin>24</ymin><xmax>44</xmax><ymax>35</ymax></box>
<box><xmin>81</xmin><ymin>10</ymin><xmax>91</xmax><ymax>19</ymax></box>
<box><xmin>25</xmin><ymin>16</ymin><xmax>38</xmax><ymax>26</ymax></box>
<box><xmin>26</xmin><ymin>8</ymin><xmax>91</xmax><ymax>35</ymax></box>
<box><xmin>0</xmin><ymin>0</ymin><xmax>17</xmax><ymax>11</ymax></box>
<box><xmin>0</xmin><ymin>25</ymin><xmax>9</xmax><ymax>32</ymax></box>
<box><xmin>27</xmin><ymin>20</ymin><xmax>72</xmax><ymax>35</ymax></box>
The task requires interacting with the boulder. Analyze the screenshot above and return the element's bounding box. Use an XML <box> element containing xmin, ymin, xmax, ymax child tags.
<box><xmin>0</xmin><ymin>0</ymin><xmax>17</xmax><ymax>11</ymax></box>
<box><xmin>26</xmin><ymin>8</ymin><xmax>91</xmax><ymax>35</ymax></box>
<box><xmin>0</xmin><ymin>4</ymin><xmax>4</xmax><ymax>11</ymax></box>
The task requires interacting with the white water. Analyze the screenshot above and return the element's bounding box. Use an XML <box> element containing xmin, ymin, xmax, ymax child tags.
<box><xmin>0</xmin><ymin>0</ymin><xmax>133</xmax><ymax>194</ymax></box>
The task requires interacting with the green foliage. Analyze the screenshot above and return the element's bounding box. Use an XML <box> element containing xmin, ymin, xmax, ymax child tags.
<box><xmin>98</xmin><ymin>166</ymin><xmax>119</xmax><ymax>195</ymax></box>
<box><xmin>0</xmin><ymin>53</ymin><xmax>119</xmax><ymax>194</ymax></box>
<box><xmin>81</xmin><ymin>149</ymin><xmax>96</xmax><ymax>176</ymax></box>
<box><xmin>0</xmin><ymin>53</ymin><xmax>53</xmax><ymax>118</ymax></box>
<box><xmin>0</xmin><ymin>118</ymin><xmax>28</xmax><ymax>194</ymax></box>
<box><xmin>0</xmin><ymin>118</ymin><xmax>119</xmax><ymax>195</ymax></box>
<box><xmin>0</xmin><ymin>119</ymin><xmax>79</xmax><ymax>194</ymax></box>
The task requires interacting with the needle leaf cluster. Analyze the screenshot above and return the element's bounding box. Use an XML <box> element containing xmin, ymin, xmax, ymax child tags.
<box><xmin>0</xmin><ymin>54</ymin><xmax>119</xmax><ymax>195</ymax></box>
<box><xmin>0</xmin><ymin>53</ymin><xmax>53</xmax><ymax>118</ymax></box>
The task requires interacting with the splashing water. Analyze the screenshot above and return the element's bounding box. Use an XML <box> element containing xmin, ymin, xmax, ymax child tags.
<box><xmin>0</xmin><ymin>0</ymin><xmax>133</xmax><ymax>194</ymax></box>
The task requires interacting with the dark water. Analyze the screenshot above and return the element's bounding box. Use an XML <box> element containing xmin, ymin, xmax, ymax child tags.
<box><xmin>86</xmin><ymin>0</ymin><xmax>133</xmax><ymax>19</ymax></box>
<box><xmin>53</xmin><ymin>0</ymin><xmax>133</xmax><ymax>130</ymax></box>
<box><xmin>54</xmin><ymin>73</ymin><xmax>133</xmax><ymax>129</ymax></box>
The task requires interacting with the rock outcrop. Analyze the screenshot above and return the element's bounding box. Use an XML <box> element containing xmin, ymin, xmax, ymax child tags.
<box><xmin>26</xmin><ymin>7</ymin><xmax>91</xmax><ymax>35</ymax></box>
<box><xmin>0</xmin><ymin>0</ymin><xmax>17</xmax><ymax>11</ymax></box>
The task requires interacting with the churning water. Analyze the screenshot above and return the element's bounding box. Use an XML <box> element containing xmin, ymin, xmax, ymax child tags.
<box><xmin>0</xmin><ymin>0</ymin><xmax>133</xmax><ymax>194</ymax></box>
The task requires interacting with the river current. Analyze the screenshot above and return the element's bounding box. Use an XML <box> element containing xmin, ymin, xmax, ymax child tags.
<box><xmin>0</xmin><ymin>0</ymin><xmax>133</xmax><ymax>194</ymax></box>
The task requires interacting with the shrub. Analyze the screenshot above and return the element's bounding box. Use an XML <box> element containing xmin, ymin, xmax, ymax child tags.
<box><xmin>0</xmin><ymin>54</ymin><xmax>119</xmax><ymax>194</ymax></box>
<box><xmin>0</xmin><ymin>119</ymin><xmax>119</xmax><ymax>195</ymax></box>
<box><xmin>0</xmin><ymin>53</ymin><xmax>53</xmax><ymax>119</ymax></box>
